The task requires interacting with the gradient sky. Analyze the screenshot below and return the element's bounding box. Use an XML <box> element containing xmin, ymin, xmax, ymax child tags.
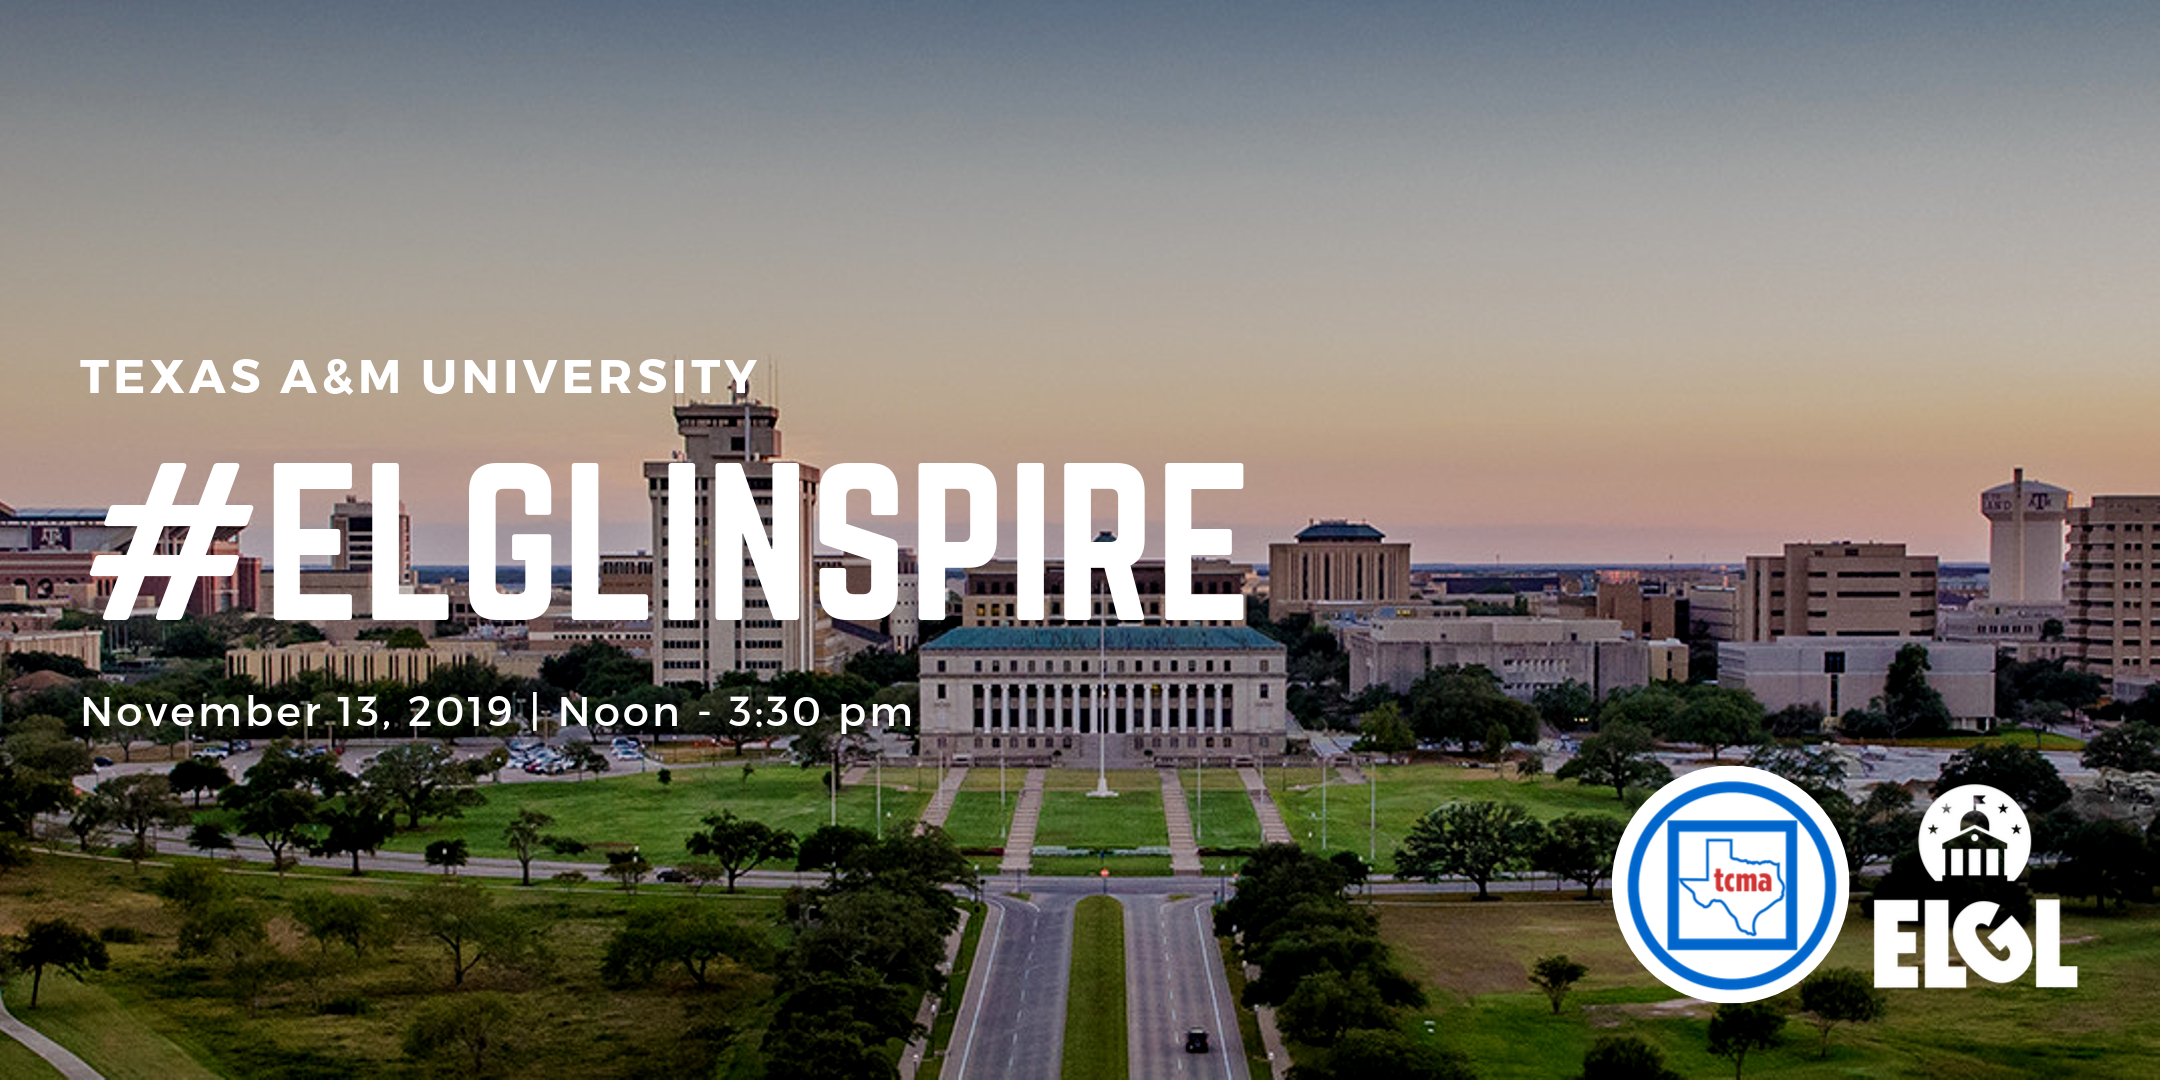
<box><xmin>5</xmin><ymin>3</ymin><xmax>2159</xmax><ymax>565</ymax></box>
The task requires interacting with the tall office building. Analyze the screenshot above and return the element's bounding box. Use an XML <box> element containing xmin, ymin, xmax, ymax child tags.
<box><xmin>330</xmin><ymin>496</ymin><xmax>414</xmax><ymax>583</ymax></box>
<box><xmin>644</xmin><ymin>394</ymin><xmax>820</xmax><ymax>684</ymax></box>
<box><xmin>2066</xmin><ymin>495</ymin><xmax>2160</xmax><ymax>688</ymax></box>
<box><xmin>1738</xmin><ymin>542</ymin><xmax>1938</xmax><ymax>641</ymax></box>
<box><xmin>1266</xmin><ymin>520</ymin><xmax>1413</xmax><ymax>622</ymax></box>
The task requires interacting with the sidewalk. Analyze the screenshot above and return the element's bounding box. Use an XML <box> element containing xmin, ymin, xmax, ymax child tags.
<box><xmin>1237</xmin><ymin>767</ymin><xmax>1293</xmax><ymax>844</ymax></box>
<box><xmin>997</xmin><ymin>770</ymin><xmax>1047</xmax><ymax>874</ymax></box>
<box><xmin>1158</xmin><ymin>770</ymin><xmax>1204</xmax><ymax>874</ymax></box>
<box><xmin>0</xmin><ymin>989</ymin><xmax>102</xmax><ymax>1079</ymax></box>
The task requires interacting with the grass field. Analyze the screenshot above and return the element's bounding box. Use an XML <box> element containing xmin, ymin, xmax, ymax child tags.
<box><xmin>1061</xmin><ymin>895</ymin><xmax>1128</xmax><ymax>1080</ymax></box>
<box><xmin>368</xmin><ymin>764</ymin><xmax>932</xmax><ymax>862</ymax></box>
<box><xmin>914</xmin><ymin>900</ymin><xmax>988</xmax><ymax>1080</ymax></box>
<box><xmin>0</xmin><ymin>1035</ymin><xmax>62</xmax><ymax>1079</ymax></box>
<box><xmin>1034</xmin><ymin>789</ymin><xmax>1167</xmax><ymax>851</ymax></box>
<box><xmin>1378</xmin><ymin>896</ymin><xmax>2160</xmax><ymax>1078</ymax></box>
<box><xmin>1876</xmin><ymin>728</ymin><xmax>2086</xmax><ymax>751</ymax></box>
<box><xmin>1</xmin><ymin>851</ymin><xmax>790</xmax><ymax>1078</ymax></box>
<box><xmin>1181</xmin><ymin>767</ymin><xmax>1261</xmax><ymax>850</ymax></box>
<box><xmin>939</xmin><ymin>790</ymin><xmax>1017</xmax><ymax>850</ymax></box>
<box><xmin>1273</xmin><ymin>765</ymin><xmax>1635</xmax><ymax>872</ymax></box>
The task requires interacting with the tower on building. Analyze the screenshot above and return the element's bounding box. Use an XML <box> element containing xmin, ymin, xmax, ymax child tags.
<box><xmin>1981</xmin><ymin>468</ymin><xmax>2069</xmax><ymax>604</ymax></box>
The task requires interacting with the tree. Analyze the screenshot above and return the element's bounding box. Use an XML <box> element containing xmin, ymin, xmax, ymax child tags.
<box><xmin>225</xmin><ymin>786</ymin><xmax>319</xmax><ymax>871</ymax></box>
<box><xmin>1306</xmin><ymin>1027</ymin><xmax>1475</xmax><ymax>1080</ymax></box>
<box><xmin>289</xmin><ymin>892</ymin><xmax>389</xmax><ymax>958</ymax></box>
<box><xmin>1329</xmin><ymin>851</ymin><xmax>1372</xmax><ymax>892</ymax></box>
<box><xmin>1933</xmin><ymin>743</ymin><xmax>2072</xmax><ymax>813</ymax></box>
<box><xmin>1797</xmin><ymin>966</ymin><xmax>1886</xmax><ymax>1058</ymax></box>
<box><xmin>2082</xmin><ymin>722</ymin><xmax>2160</xmax><ymax>773</ymax></box>
<box><xmin>1765</xmin><ymin>704</ymin><xmax>1826</xmax><ymax>739</ymax></box>
<box><xmin>168</xmin><ymin>756</ymin><xmax>232</xmax><ymax>807</ymax></box>
<box><xmin>1556</xmin><ymin>721</ymin><xmax>1671</xmax><ymax>801</ymax></box>
<box><xmin>1530</xmin><ymin>953</ymin><xmax>1588</xmax><ymax>1014</ymax></box>
<box><xmin>1353</xmin><ymin>701</ymin><xmax>1416</xmax><ymax>760</ymax></box>
<box><xmin>795</xmin><ymin>824</ymin><xmax>876</xmax><ymax>880</ymax></box>
<box><xmin>80</xmin><ymin>774</ymin><xmax>185</xmax><ymax>866</ymax></box>
<box><xmin>1581</xmin><ymin>1035</ymin><xmax>1682</xmax><ymax>1080</ymax></box>
<box><xmin>1276</xmin><ymin>968</ymin><xmax>1390</xmax><ymax>1046</ymax></box>
<box><xmin>1407</xmin><ymin>665</ymin><xmax>1538</xmax><ymax>751</ymax></box>
<box><xmin>361</xmin><ymin>742</ymin><xmax>486</xmax><ymax>828</ymax></box>
<box><xmin>1878</xmin><ymin>643</ymin><xmax>1954</xmax><ymax>737</ymax></box>
<box><xmin>601</xmin><ymin>904</ymin><xmax>761</xmax><ymax>988</ymax></box>
<box><xmin>382</xmin><ymin>626</ymin><xmax>429</xmax><ymax>649</ymax></box>
<box><xmin>1669</xmin><ymin>688</ymin><xmax>1766</xmax><ymax>761</ymax></box>
<box><xmin>502</xmin><ymin>809</ymin><xmax>557</xmax><ymax>886</ymax></box>
<box><xmin>604</xmin><ymin>850</ymin><xmax>652</xmax><ymax>891</ymax></box>
<box><xmin>405</xmin><ymin>991</ymin><xmax>516</xmax><ymax>1076</ymax></box>
<box><xmin>311</xmin><ymin>799</ymin><xmax>398</xmax><ymax>875</ymax></box>
<box><xmin>1534</xmin><ymin>679</ymin><xmax>1597</xmax><ymax>730</ymax></box>
<box><xmin>1706</xmin><ymin>1000</ymin><xmax>1786</xmax><ymax>1078</ymax></box>
<box><xmin>427</xmin><ymin>838</ymin><xmax>471</xmax><ymax>875</ymax></box>
<box><xmin>1744</xmin><ymin>742</ymin><xmax>1848</xmax><ymax>801</ymax></box>
<box><xmin>5</xmin><ymin>918</ymin><xmax>108</xmax><ymax>1007</ymax></box>
<box><xmin>1394</xmin><ymin>800</ymin><xmax>1545</xmax><ymax>900</ymax></box>
<box><xmin>2043</xmin><ymin>818</ymin><xmax>2154</xmax><ymax>908</ymax></box>
<box><xmin>399</xmin><ymin>880</ymin><xmax>543</xmax><ymax>988</ymax></box>
<box><xmin>540</xmin><ymin>640</ymin><xmax>652</xmax><ymax>698</ymax></box>
<box><xmin>565</xmin><ymin>741</ymin><xmax>610</xmax><ymax>781</ymax></box>
<box><xmin>1596</xmin><ymin>684</ymin><xmax>1685</xmax><ymax>735</ymax></box>
<box><xmin>1535</xmin><ymin>814</ymin><xmax>1624</xmax><ymax>899</ymax></box>
<box><xmin>686</xmin><ymin>810</ymin><xmax>797</xmax><ymax>892</ymax></box>
<box><xmin>188</xmin><ymin>821</ymin><xmax>236</xmax><ymax>856</ymax></box>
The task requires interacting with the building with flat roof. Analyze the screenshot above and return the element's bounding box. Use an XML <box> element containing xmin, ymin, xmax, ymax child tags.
<box><xmin>959</xmin><ymin>554</ymin><xmax>1243</xmax><ymax>629</ymax></box>
<box><xmin>1718</xmin><ymin>640</ymin><xmax>1996</xmax><ymax>727</ymax></box>
<box><xmin>1266</xmin><ymin>520</ymin><xmax>1413</xmax><ymax>622</ymax></box>
<box><xmin>226</xmin><ymin>640</ymin><xmax>531</xmax><ymax>687</ymax></box>
<box><xmin>2066</xmin><ymin>494</ymin><xmax>2160</xmax><ymax>691</ymax></box>
<box><xmin>917</xmin><ymin>626</ymin><xmax>1287</xmax><ymax>766</ymax></box>
<box><xmin>1738</xmin><ymin>542</ymin><xmax>1938</xmax><ymax>641</ymax></box>
<box><xmin>1343</xmin><ymin>616</ymin><xmax>1686</xmax><ymax>699</ymax></box>
<box><xmin>0</xmin><ymin>629</ymin><xmax>102</xmax><ymax>673</ymax></box>
<box><xmin>643</xmin><ymin>395</ymin><xmax>820</xmax><ymax>683</ymax></box>
<box><xmin>330</xmin><ymin>496</ymin><xmax>414</xmax><ymax>584</ymax></box>
<box><xmin>0</xmin><ymin>502</ymin><xmax>257</xmax><ymax>617</ymax></box>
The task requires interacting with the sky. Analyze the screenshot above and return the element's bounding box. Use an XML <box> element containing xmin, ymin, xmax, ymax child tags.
<box><xmin>4</xmin><ymin>3</ymin><xmax>2158</xmax><ymax>565</ymax></box>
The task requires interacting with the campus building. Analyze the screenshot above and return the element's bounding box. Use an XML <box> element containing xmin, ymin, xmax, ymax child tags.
<box><xmin>1342</xmin><ymin>616</ymin><xmax>1686</xmax><ymax>699</ymax></box>
<box><xmin>1718</xmin><ymin>639</ymin><xmax>1996</xmax><ymax>726</ymax></box>
<box><xmin>1737</xmin><ymin>542</ymin><xmax>1938</xmax><ymax>641</ymax></box>
<box><xmin>959</xmin><ymin>554</ymin><xmax>1243</xmax><ymax>628</ymax></box>
<box><xmin>0</xmin><ymin>629</ymin><xmax>102</xmax><ymax>674</ymax></box>
<box><xmin>2066</xmin><ymin>494</ymin><xmax>2160</xmax><ymax>690</ymax></box>
<box><xmin>330</xmin><ymin>495</ymin><xmax>414</xmax><ymax>583</ymax></box>
<box><xmin>1266</xmin><ymin>520</ymin><xmax>1413</xmax><ymax>622</ymax></box>
<box><xmin>916</xmin><ymin>626</ymin><xmax>1288</xmax><ymax>766</ymax></box>
<box><xmin>0</xmin><ymin>502</ymin><xmax>258</xmax><ymax>617</ymax></box>
<box><xmin>644</xmin><ymin>395</ymin><xmax>821</xmax><ymax>683</ymax></box>
<box><xmin>226</xmin><ymin>640</ymin><xmax>538</xmax><ymax>686</ymax></box>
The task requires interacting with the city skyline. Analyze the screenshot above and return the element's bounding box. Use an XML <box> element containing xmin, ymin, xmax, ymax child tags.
<box><xmin>6</xmin><ymin>5</ymin><xmax>2160</xmax><ymax>563</ymax></box>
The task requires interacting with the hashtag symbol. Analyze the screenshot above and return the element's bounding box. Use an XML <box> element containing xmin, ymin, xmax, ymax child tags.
<box><xmin>91</xmin><ymin>463</ymin><xmax>254</xmax><ymax>621</ymax></box>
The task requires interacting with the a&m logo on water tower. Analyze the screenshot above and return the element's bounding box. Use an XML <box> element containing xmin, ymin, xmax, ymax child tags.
<box><xmin>1612</xmin><ymin>766</ymin><xmax>1850</xmax><ymax>1003</ymax></box>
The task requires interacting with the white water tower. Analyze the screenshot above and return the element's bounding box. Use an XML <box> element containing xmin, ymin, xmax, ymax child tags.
<box><xmin>1980</xmin><ymin>468</ymin><xmax>2068</xmax><ymax>604</ymax></box>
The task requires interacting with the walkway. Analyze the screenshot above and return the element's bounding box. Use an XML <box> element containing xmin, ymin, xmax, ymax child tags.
<box><xmin>0</xmin><ymin>990</ymin><xmax>102</xmax><ymax>1079</ymax></box>
<box><xmin>998</xmin><ymin>769</ymin><xmax>1048</xmax><ymax>874</ymax></box>
<box><xmin>917</xmin><ymin>766</ymin><xmax>970</xmax><ymax>833</ymax></box>
<box><xmin>1237</xmin><ymin>767</ymin><xmax>1293</xmax><ymax>845</ymax></box>
<box><xmin>1158</xmin><ymin>770</ymin><xmax>1204</xmax><ymax>875</ymax></box>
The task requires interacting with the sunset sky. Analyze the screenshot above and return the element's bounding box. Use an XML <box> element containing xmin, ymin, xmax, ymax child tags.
<box><xmin>5</xmin><ymin>4</ymin><xmax>2158</xmax><ymax>565</ymax></box>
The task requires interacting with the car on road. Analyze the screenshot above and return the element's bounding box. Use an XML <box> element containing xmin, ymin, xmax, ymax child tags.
<box><xmin>653</xmin><ymin>866</ymin><xmax>686</xmax><ymax>883</ymax></box>
<box><xmin>1184</xmin><ymin>1029</ymin><xmax>1209</xmax><ymax>1054</ymax></box>
<box><xmin>92</xmin><ymin>756</ymin><xmax>114</xmax><ymax>768</ymax></box>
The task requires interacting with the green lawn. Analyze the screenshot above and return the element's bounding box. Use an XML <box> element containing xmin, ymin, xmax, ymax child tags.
<box><xmin>1061</xmin><ymin>895</ymin><xmax>1128</xmax><ymax>1080</ymax></box>
<box><xmin>371</xmin><ymin>765</ymin><xmax>931</xmax><ymax>862</ymax></box>
<box><xmin>914</xmin><ymin>900</ymin><xmax>988</xmax><ymax>1080</ymax></box>
<box><xmin>4</xmin><ymin>973</ymin><xmax>219</xmax><ymax>1080</ymax></box>
<box><xmin>1876</xmin><ymin>728</ymin><xmax>2086</xmax><ymax>751</ymax></box>
<box><xmin>1182</xmin><ymin>767</ymin><xmax>1261</xmax><ymax>850</ymax></box>
<box><xmin>1030</xmin><ymin>855</ymin><xmax>1173</xmax><ymax>878</ymax></box>
<box><xmin>938</xmin><ymin>791</ymin><xmax>1017</xmax><ymax>851</ymax></box>
<box><xmin>0</xmin><ymin>1027</ymin><xmax>68</xmax><ymax>1079</ymax></box>
<box><xmin>1379</xmin><ymin>896</ymin><xmax>2160</xmax><ymax>1078</ymax></box>
<box><xmin>1275</xmin><ymin>765</ymin><xmax>1634</xmax><ymax>872</ymax></box>
<box><xmin>1034</xmin><ymin>789</ymin><xmax>1167</xmax><ymax>851</ymax></box>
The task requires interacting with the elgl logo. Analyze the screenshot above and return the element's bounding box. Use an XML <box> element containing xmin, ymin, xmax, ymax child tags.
<box><xmin>1874</xmin><ymin>784</ymin><xmax>2076</xmax><ymax>989</ymax></box>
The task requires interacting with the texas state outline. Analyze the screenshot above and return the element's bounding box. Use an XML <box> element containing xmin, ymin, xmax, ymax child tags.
<box><xmin>1676</xmin><ymin>838</ymin><xmax>1785</xmax><ymax>936</ymax></box>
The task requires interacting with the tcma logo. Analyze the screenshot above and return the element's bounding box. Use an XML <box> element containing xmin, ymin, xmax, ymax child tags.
<box><xmin>1612</xmin><ymin>767</ymin><xmax>1849</xmax><ymax>1003</ymax></box>
<box><xmin>1874</xmin><ymin>784</ymin><xmax>2076</xmax><ymax>988</ymax></box>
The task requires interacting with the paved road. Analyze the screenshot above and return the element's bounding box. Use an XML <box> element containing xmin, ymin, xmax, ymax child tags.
<box><xmin>1124</xmin><ymin>893</ymin><xmax>1247</xmax><ymax>1080</ymax></box>
<box><xmin>943</xmin><ymin>892</ymin><xmax>1074</xmax><ymax>1080</ymax></box>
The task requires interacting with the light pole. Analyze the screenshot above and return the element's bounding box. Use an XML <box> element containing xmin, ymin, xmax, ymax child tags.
<box><xmin>1369</xmin><ymin>753</ymin><xmax>1378</xmax><ymax>870</ymax></box>
<box><xmin>1321</xmin><ymin>750</ymin><xmax>1329</xmax><ymax>853</ymax></box>
<box><xmin>875</xmin><ymin>744</ymin><xmax>884</xmax><ymax>840</ymax></box>
<box><xmin>1087</xmin><ymin>614</ymin><xmax>1116</xmax><ymax>798</ymax></box>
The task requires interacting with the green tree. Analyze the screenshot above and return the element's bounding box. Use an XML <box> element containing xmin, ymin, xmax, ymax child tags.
<box><xmin>686</xmin><ymin>810</ymin><xmax>797</xmax><ymax>892</ymax></box>
<box><xmin>1535</xmin><ymin>813</ymin><xmax>1624</xmax><ymax>899</ymax></box>
<box><xmin>1556</xmin><ymin>721</ymin><xmax>1671</xmax><ymax>801</ymax></box>
<box><xmin>399</xmin><ymin>880</ymin><xmax>544</xmax><ymax>988</ymax></box>
<box><xmin>405</xmin><ymin>991</ymin><xmax>517</xmax><ymax>1076</ymax></box>
<box><xmin>289</xmin><ymin>892</ymin><xmax>389</xmax><ymax>958</ymax></box>
<box><xmin>795</xmin><ymin>824</ymin><xmax>876</xmax><ymax>880</ymax></box>
<box><xmin>382</xmin><ymin>626</ymin><xmax>429</xmax><ymax>649</ymax></box>
<box><xmin>361</xmin><ymin>742</ymin><xmax>486</xmax><ymax>828</ymax></box>
<box><xmin>310</xmin><ymin>799</ymin><xmax>398</xmax><ymax>875</ymax></box>
<box><xmin>168</xmin><ymin>756</ymin><xmax>233</xmax><ymax>807</ymax></box>
<box><xmin>1276</xmin><ymin>967</ymin><xmax>1390</xmax><ymax>1046</ymax></box>
<box><xmin>1878</xmin><ymin>643</ymin><xmax>1954</xmax><ymax>737</ymax></box>
<box><xmin>224</xmin><ymin>786</ymin><xmax>320</xmax><ymax>871</ymax></box>
<box><xmin>5</xmin><ymin>918</ymin><xmax>108</xmax><ymax>1007</ymax></box>
<box><xmin>1933</xmin><ymin>743</ymin><xmax>2072</xmax><ymax>813</ymax></box>
<box><xmin>601</xmin><ymin>904</ymin><xmax>761</xmax><ymax>988</ymax></box>
<box><xmin>1581</xmin><ymin>1034</ymin><xmax>1682</xmax><ymax>1080</ymax></box>
<box><xmin>426</xmin><ymin>837</ymin><xmax>471</xmax><ymax>875</ymax></box>
<box><xmin>2082</xmin><ymin>722</ymin><xmax>2160</xmax><ymax>773</ymax></box>
<box><xmin>79</xmin><ymin>774</ymin><xmax>185</xmax><ymax>866</ymax></box>
<box><xmin>1308</xmin><ymin>1027</ymin><xmax>1475</xmax><ymax>1080</ymax></box>
<box><xmin>539</xmin><ymin>640</ymin><xmax>651</xmax><ymax>698</ymax></box>
<box><xmin>1797</xmin><ymin>966</ymin><xmax>1886</xmax><ymax>1058</ymax></box>
<box><xmin>1707</xmin><ymin>1000</ymin><xmax>1786</xmax><ymax>1079</ymax></box>
<box><xmin>604</xmin><ymin>850</ymin><xmax>652</xmax><ymax>891</ymax></box>
<box><xmin>1354</xmin><ymin>701</ymin><xmax>1416</xmax><ymax>759</ymax></box>
<box><xmin>1394</xmin><ymin>800</ymin><xmax>1545</xmax><ymax>900</ymax></box>
<box><xmin>1407</xmin><ymin>665</ymin><xmax>1538</xmax><ymax>751</ymax></box>
<box><xmin>502</xmin><ymin>808</ymin><xmax>557</xmax><ymax>886</ymax></box>
<box><xmin>1534</xmin><ymin>679</ymin><xmax>1598</xmax><ymax>730</ymax></box>
<box><xmin>1530</xmin><ymin>953</ymin><xmax>1589</xmax><ymax>1014</ymax></box>
<box><xmin>1596</xmin><ymin>684</ymin><xmax>1685</xmax><ymax>735</ymax></box>
<box><xmin>1670</xmin><ymin>688</ymin><xmax>1766</xmax><ymax>761</ymax></box>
